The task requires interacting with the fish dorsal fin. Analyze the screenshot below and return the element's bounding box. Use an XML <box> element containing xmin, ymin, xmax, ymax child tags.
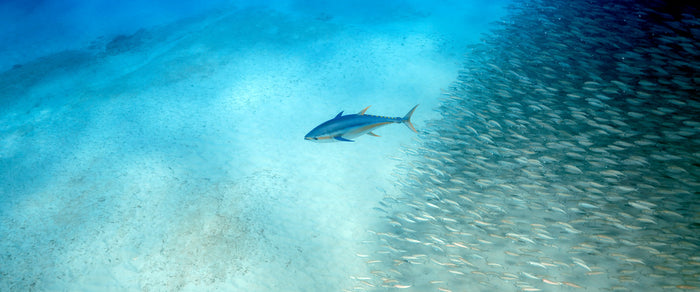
<box><xmin>334</xmin><ymin>111</ymin><xmax>344</xmax><ymax>119</ymax></box>
<box><xmin>358</xmin><ymin>106</ymin><xmax>371</xmax><ymax>115</ymax></box>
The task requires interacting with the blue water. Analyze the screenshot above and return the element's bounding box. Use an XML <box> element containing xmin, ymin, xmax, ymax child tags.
<box><xmin>0</xmin><ymin>0</ymin><xmax>510</xmax><ymax>290</ymax></box>
<box><xmin>4</xmin><ymin>0</ymin><xmax>699</xmax><ymax>291</ymax></box>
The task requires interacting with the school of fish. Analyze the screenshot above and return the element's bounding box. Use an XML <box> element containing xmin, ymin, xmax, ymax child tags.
<box><xmin>349</xmin><ymin>0</ymin><xmax>699</xmax><ymax>291</ymax></box>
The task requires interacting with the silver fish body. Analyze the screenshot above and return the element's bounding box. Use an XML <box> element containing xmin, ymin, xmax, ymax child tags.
<box><xmin>305</xmin><ymin>105</ymin><xmax>418</xmax><ymax>142</ymax></box>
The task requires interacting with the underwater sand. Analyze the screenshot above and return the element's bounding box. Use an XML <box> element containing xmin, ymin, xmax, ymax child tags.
<box><xmin>0</xmin><ymin>3</ymin><xmax>508</xmax><ymax>291</ymax></box>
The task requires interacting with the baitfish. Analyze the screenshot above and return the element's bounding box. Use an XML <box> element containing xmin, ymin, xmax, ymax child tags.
<box><xmin>305</xmin><ymin>105</ymin><xmax>418</xmax><ymax>142</ymax></box>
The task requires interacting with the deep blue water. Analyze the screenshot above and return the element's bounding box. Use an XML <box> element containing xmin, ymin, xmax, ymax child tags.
<box><xmin>1</xmin><ymin>0</ymin><xmax>698</xmax><ymax>291</ymax></box>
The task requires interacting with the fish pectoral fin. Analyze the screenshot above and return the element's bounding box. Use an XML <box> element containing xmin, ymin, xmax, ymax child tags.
<box><xmin>368</xmin><ymin>131</ymin><xmax>381</xmax><ymax>137</ymax></box>
<box><xmin>334</xmin><ymin>136</ymin><xmax>354</xmax><ymax>142</ymax></box>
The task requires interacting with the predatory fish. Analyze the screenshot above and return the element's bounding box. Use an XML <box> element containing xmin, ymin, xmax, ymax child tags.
<box><xmin>305</xmin><ymin>105</ymin><xmax>418</xmax><ymax>142</ymax></box>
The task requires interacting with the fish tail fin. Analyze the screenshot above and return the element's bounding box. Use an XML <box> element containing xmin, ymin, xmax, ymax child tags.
<box><xmin>402</xmin><ymin>104</ymin><xmax>419</xmax><ymax>133</ymax></box>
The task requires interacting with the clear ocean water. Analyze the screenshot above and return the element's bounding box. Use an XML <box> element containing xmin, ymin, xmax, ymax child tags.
<box><xmin>1</xmin><ymin>0</ymin><xmax>698</xmax><ymax>291</ymax></box>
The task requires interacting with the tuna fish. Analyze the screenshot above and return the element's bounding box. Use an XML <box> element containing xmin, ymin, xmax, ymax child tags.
<box><xmin>305</xmin><ymin>105</ymin><xmax>418</xmax><ymax>142</ymax></box>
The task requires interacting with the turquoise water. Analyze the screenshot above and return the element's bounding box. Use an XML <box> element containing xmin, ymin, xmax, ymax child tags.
<box><xmin>2</xmin><ymin>0</ymin><xmax>699</xmax><ymax>291</ymax></box>
<box><xmin>0</xmin><ymin>1</ymin><xmax>509</xmax><ymax>291</ymax></box>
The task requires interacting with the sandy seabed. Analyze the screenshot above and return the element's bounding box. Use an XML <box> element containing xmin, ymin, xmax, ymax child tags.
<box><xmin>0</xmin><ymin>5</ymin><xmax>504</xmax><ymax>291</ymax></box>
